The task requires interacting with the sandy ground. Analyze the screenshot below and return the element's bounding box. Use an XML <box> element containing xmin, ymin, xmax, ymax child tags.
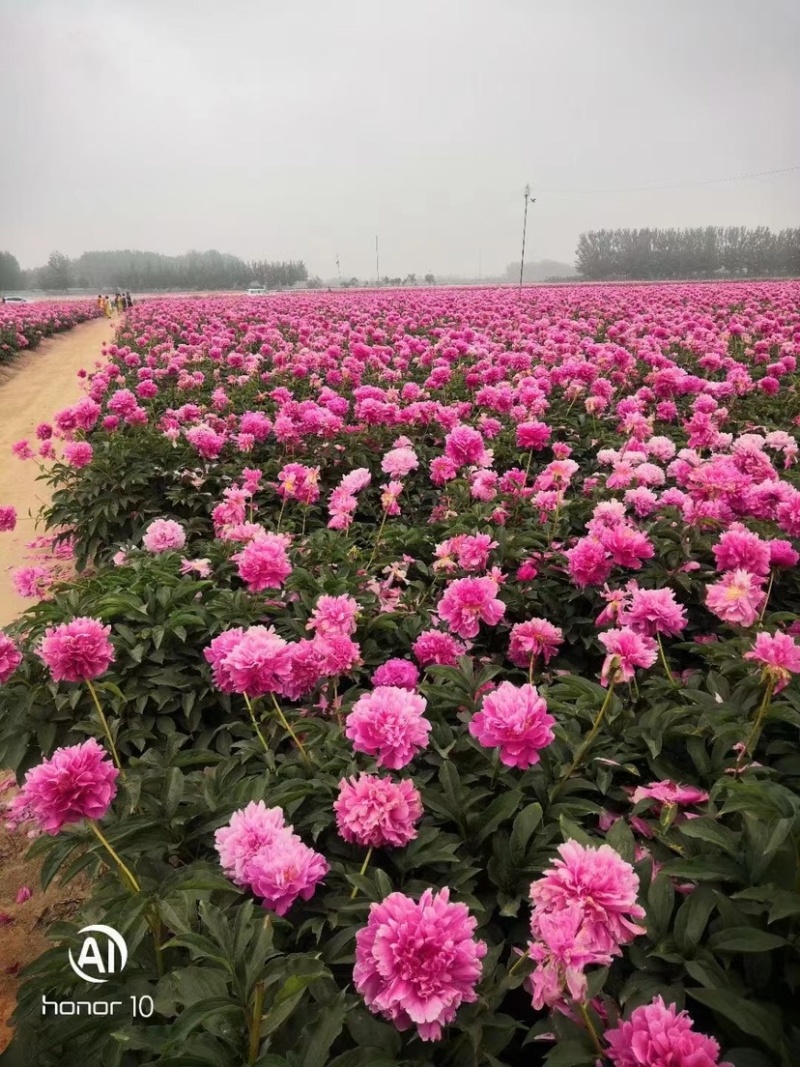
<box><xmin>0</xmin><ymin>316</ymin><xmax>115</xmax><ymax>627</ymax></box>
<box><xmin>0</xmin><ymin>316</ymin><xmax>114</xmax><ymax>1052</ymax></box>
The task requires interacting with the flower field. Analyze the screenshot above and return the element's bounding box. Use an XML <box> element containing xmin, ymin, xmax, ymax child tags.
<box><xmin>0</xmin><ymin>300</ymin><xmax>101</xmax><ymax>366</ymax></box>
<box><xmin>2</xmin><ymin>281</ymin><xmax>800</xmax><ymax>1066</ymax></box>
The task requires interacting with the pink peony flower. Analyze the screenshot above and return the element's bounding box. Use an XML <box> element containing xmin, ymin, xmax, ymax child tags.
<box><xmin>204</xmin><ymin>627</ymin><xmax>247</xmax><ymax>692</ymax></box>
<box><xmin>219</xmin><ymin>626</ymin><xmax>293</xmax><ymax>697</ymax></box>
<box><xmin>346</xmin><ymin>686</ymin><xmax>431</xmax><ymax>769</ymax></box>
<box><xmin>624</xmin><ymin>587</ymin><xmax>688</xmax><ymax>637</ymax></box>
<box><xmin>631</xmin><ymin>781</ymin><xmax>709</xmax><ymax>809</ymax></box>
<box><xmin>605</xmin><ymin>995</ymin><xmax>732</xmax><ymax>1067</ymax></box>
<box><xmin>768</xmin><ymin>539</ymin><xmax>800</xmax><ymax>569</ymax></box>
<box><xmin>599</xmin><ymin>627</ymin><xmax>658</xmax><ymax>685</ymax></box>
<box><xmin>13</xmin><ymin>739</ymin><xmax>118</xmax><ymax>834</ymax></box>
<box><xmin>381</xmin><ymin>447</ymin><xmax>419</xmax><ymax>478</ymax></box>
<box><xmin>63</xmin><ymin>441</ymin><xmax>94</xmax><ymax>469</ymax></box>
<box><xmin>508</xmin><ymin>618</ymin><xmax>564</xmax><ymax>669</ymax></box>
<box><xmin>142</xmin><ymin>518</ymin><xmax>186</xmax><ymax>553</ymax></box>
<box><xmin>232</xmin><ymin>532</ymin><xmax>292</xmax><ymax>591</ymax></box>
<box><xmin>705</xmin><ymin>569</ymin><xmax>766</xmax><ymax>627</ymax></box>
<box><xmin>566</xmin><ymin>536</ymin><xmax>613</xmax><ymax>589</ymax></box>
<box><xmin>469</xmin><ymin>682</ymin><xmax>555</xmax><ymax>769</ymax></box>
<box><xmin>214</xmin><ymin>801</ymin><xmax>288</xmax><ymax>885</ymax></box>
<box><xmin>243</xmin><ymin>833</ymin><xmax>329</xmax><ymax>916</ymax></box>
<box><xmin>744</xmin><ymin>630</ymin><xmax>800</xmax><ymax>693</ymax></box>
<box><xmin>0</xmin><ymin>634</ymin><xmax>23</xmax><ymax>683</ymax></box>
<box><xmin>412</xmin><ymin>629</ymin><xmax>467</xmax><ymax>667</ymax></box>
<box><xmin>371</xmin><ymin>659</ymin><xmax>420</xmax><ymax>689</ymax></box>
<box><xmin>444</xmin><ymin>425</ymin><xmax>491</xmax><ymax>469</ymax></box>
<box><xmin>0</xmin><ymin>506</ymin><xmax>16</xmax><ymax>532</ymax></box>
<box><xmin>307</xmin><ymin>594</ymin><xmax>359</xmax><ymax>638</ymax></box>
<box><xmin>314</xmin><ymin>633</ymin><xmax>362</xmax><ymax>677</ymax></box>
<box><xmin>354</xmin><ymin>887</ymin><xmax>487</xmax><ymax>1041</ymax></box>
<box><xmin>437</xmin><ymin>576</ymin><xmax>505</xmax><ymax>640</ymax></box>
<box><xmin>712</xmin><ymin>523</ymin><xmax>771</xmax><ymax>576</ymax></box>
<box><xmin>334</xmin><ymin>774</ymin><xmax>423</xmax><ymax>848</ymax></box>
<box><xmin>37</xmin><ymin>617</ymin><xmax>115</xmax><ymax>682</ymax></box>
<box><xmin>15</xmin><ymin>886</ymin><xmax>31</xmax><ymax>904</ymax></box>
<box><xmin>180</xmin><ymin>557</ymin><xmax>212</xmax><ymax>577</ymax></box>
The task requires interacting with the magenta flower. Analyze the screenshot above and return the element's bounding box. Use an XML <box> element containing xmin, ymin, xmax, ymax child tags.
<box><xmin>37</xmin><ymin>617</ymin><xmax>115</xmax><ymax>682</ymax></box>
<box><xmin>243</xmin><ymin>834</ymin><xmax>329</xmax><ymax>916</ymax></box>
<box><xmin>307</xmin><ymin>593</ymin><xmax>359</xmax><ymax>637</ymax></box>
<box><xmin>334</xmin><ymin>774</ymin><xmax>423</xmax><ymax>848</ymax></box>
<box><xmin>566</xmin><ymin>536</ymin><xmax>613</xmax><ymax>589</ymax></box>
<box><xmin>631</xmin><ymin>780</ymin><xmax>709</xmax><ymax>809</ymax></box>
<box><xmin>232</xmin><ymin>532</ymin><xmax>292</xmax><ymax>591</ymax></box>
<box><xmin>204</xmin><ymin>627</ymin><xmax>247</xmax><ymax>692</ymax></box>
<box><xmin>214</xmin><ymin>801</ymin><xmax>289</xmax><ymax>885</ymax></box>
<box><xmin>0</xmin><ymin>506</ymin><xmax>17</xmax><ymax>532</ymax></box>
<box><xmin>371</xmin><ymin>659</ymin><xmax>419</xmax><ymax>689</ymax></box>
<box><xmin>469</xmin><ymin>681</ymin><xmax>555</xmax><ymax>769</ymax></box>
<box><xmin>437</xmin><ymin>576</ymin><xmax>506</xmax><ymax>640</ymax></box>
<box><xmin>712</xmin><ymin>523</ymin><xmax>771</xmax><ymax>576</ymax></box>
<box><xmin>599</xmin><ymin>627</ymin><xmax>658</xmax><ymax>685</ymax></box>
<box><xmin>346</xmin><ymin>686</ymin><xmax>431</xmax><ymax>769</ymax></box>
<box><xmin>744</xmin><ymin>630</ymin><xmax>800</xmax><ymax>692</ymax></box>
<box><xmin>220</xmin><ymin>626</ymin><xmax>293</xmax><ymax>697</ymax></box>
<box><xmin>508</xmin><ymin>618</ymin><xmax>564</xmax><ymax>669</ymax></box>
<box><xmin>705</xmin><ymin>569</ymin><xmax>766</xmax><ymax>627</ymax></box>
<box><xmin>13</xmin><ymin>739</ymin><xmax>118</xmax><ymax>834</ymax></box>
<box><xmin>142</xmin><ymin>518</ymin><xmax>186</xmax><ymax>553</ymax></box>
<box><xmin>444</xmin><ymin>425</ymin><xmax>490</xmax><ymax>469</ymax></box>
<box><xmin>624</xmin><ymin>587</ymin><xmax>688</xmax><ymax>637</ymax></box>
<box><xmin>0</xmin><ymin>634</ymin><xmax>23</xmax><ymax>684</ymax></box>
<box><xmin>605</xmin><ymin>995</ymin><xmax>732</xmax><ymax>1067</ymax></box>
<box><xmin>63</xmin><ymin>441</ymin><xmax>94</xmax><ymax>469</ymax></box>
<box><xmin>354</xmin><ymin>887</ymin><xmax>487</xmax><ymax>1041</ymax></box>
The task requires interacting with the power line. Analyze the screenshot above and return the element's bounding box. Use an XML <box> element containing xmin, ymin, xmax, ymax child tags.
<box><xmin>537</xmin><ymin>164</ymin><xmax>800</xmax><ymax>199</ymax></box>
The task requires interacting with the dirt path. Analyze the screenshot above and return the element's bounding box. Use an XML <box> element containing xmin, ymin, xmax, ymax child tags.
<box><xmin>0</xmin><ymin>315</ymin><xmax>114</xmax><ymax>1053</ymax></box>
<box><xmin>0</xmin><ymin>315</ymin><xmax>116</xmax><ymax>627</ymax></box>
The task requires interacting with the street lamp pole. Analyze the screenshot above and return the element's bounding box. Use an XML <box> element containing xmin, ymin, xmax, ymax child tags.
<box><xmin>518</xmin><ymin>184</ymin><xmax>535</xmax><ymax>295</ymax></box>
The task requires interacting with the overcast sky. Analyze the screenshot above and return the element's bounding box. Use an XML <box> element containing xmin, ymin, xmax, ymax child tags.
<box><xmin>1</xmin><ymin>0</ymin><xmax>798</xmax><ymax>278</ymax></box>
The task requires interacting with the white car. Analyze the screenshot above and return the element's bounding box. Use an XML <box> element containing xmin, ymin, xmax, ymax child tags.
<box><xmin>246</xmin><ymin>287</ymin><xmax>267</xmax><ymax>297</ymax></box>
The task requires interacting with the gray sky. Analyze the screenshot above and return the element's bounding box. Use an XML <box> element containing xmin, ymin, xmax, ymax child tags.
<box><xmin>1</xmin><ymin>0</ymin><xmax>798</xmax><ymax>277</ymax></box>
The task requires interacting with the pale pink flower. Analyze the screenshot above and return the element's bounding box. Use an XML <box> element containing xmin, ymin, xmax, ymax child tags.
<box><xmin>214</xmin><ymin>801</ymin><xmax>288</xmax><ymax>886</ymax></box>
<box><xmin>221</xmin><ymin>626</ymin><xmax>293</xmax><ymax>697</ymax></box>
<box><xmin>599</xmin><ymin>627</ymin><xmax>658</xmax><ymax>685</ymax></box>
<box><xmin>381</xmin><ymin>447</ymin><xmax>418</xmax><ymax>478</ymax></box>
<box><xmin>142</xmin><ymin>518</ymin><xmax>186</xmax><ymax>553</ymax></box>
<box><xmin>705</xmin><ymin>569</ymin><xmax>766</xmax><ymax>627</ymax></box>
<box><xmin>456</xmin><ymin>534</ymin><xmax>497</xmax><ymax>572</ymax></box>
<box><xmin>354</xmin><ymin>887</ymin><xmax>487</xmax><ymax>1041</ymax></box>
<box><xmin>744</xmin><ymin>630</ymin><xmax>800</xmax><ymax>692</ymax></box>
<box><xmin>0</xmin><ymin>634</ymin><xmax>23</xmax><ymax>683</ymax></box>
<box><xmin>11</xmin><ymin>565</ymin><xmax>52</xmax><ymax>598</ymax></box>
<box><xmin>469</xmin><ymin>682</ymin><xmax>555</xmax><ymax>769</ymax></box>
<box><xmin>334</xmin><ymin>774</ymin><xmax>423</xmax><ymax>848</ymax></box>
<box><xmin>233</xmin><ymin>532</ymin><xmax>292</xmax><ymax>591</ymax></box>
<box><xmin>605</xmin><ymin>995</ymin><xmax>732</xmax><ymax>1067</ymax></box>
<box><xmin>12</xmin><ymin>739</ymin><xmax>118</xmax><ymax>834</ymax></box>
<box><xmin>314</xmin><ymin>633</ymin><xmax>362</xmax><ymax>677</ymax></box>
<box><xmin>346</xmin><ymin>686</ymin><xmax>431</xmax><ymax>769</ymax></box>
<box><xmin>37</xmin><ymin>617</ymin><xmax>115</xmax><ymax>682</ymax></box>
<box><xmin>307</xmin><ymin>593</ymin><xmax>359</xmax><ymax>637</ymax></box>
<box><xmin>631</xmin><ymin>781</ymin><xmax>709</xmax><ymax>809</ymax></box>
<box><xmin>437</xmin><ymin>576</ymin><xmax>505</xmax><ymax>639</ymax></box>
<box><xmin>180</xmin><ymin>558</ymin><xmax>212</xmax><ymax>577</ymax></box>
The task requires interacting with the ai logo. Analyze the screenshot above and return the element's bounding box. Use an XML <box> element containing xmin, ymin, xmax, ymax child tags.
<box><xmin>68</xmin><ymin>925</ymin><xmax>128</xmax><ymax>984</ymax></box>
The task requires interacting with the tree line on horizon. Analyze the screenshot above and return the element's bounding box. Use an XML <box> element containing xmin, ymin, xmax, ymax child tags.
<box><xmin>0</xmin><ymin>249</ymin><xmax>308</xmax><ymax>293</ymax></box>
<box><xmin>575</xmin><ymin>226</ymin><xmax>800</xmax><ymax>281</ymax></box>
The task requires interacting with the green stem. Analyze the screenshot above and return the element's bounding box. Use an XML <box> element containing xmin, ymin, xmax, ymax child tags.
<box><xmin>243</xmin><ymin>693</ymin><xmax>270</xmax><ymax>756</ymax></box>
<box><xmin>758</xmin><ymin>569</ymin><xmax>775</xmax><ymax>623</ymax></box>
<box><xmin>149</xmin><ymin>905</ymin><xmax>164</xmax><ymax>977</ymax></box>
<box><xmin>744</xmin><ymin>678</ymin><xmax>775</xmax><ymax>757</ymax></box>
<box><xmin>269</xmin><ymin>692</ymin><xmax>312</xmax><ymax>766</ymax></box>
<box><xmin>85</xmin><ymin>678</ymin><xmax>123</xmax><ymax>776</ymax></box>
<box><xmin>657</xmin><ymin>633</ymin><xmax>675</xmax><ymax>687</ymax></box>
<box><xmin>275</xmin><ymin>497</ymin><xmax>286</xmax><ymax>533</ymax></box>
<box><xmin>366</xmin><ymin>509</ymin><xmax>389</xmax><ymax>572</ymax></box>
<box><xmin>350</xmin><ymin>846</ymin><xmax>373</xmax><ymax>900</ymax></box>
<box><xmin>551</xmin><ymin>683</ymin><xmax>616</xmax><ymax>801</ymax></box>
<box><xmin>247</xmin><ymin>981</ymin><xmax>266</xmax><ymax>1066</ymax></box>
<box><xmin>88</xmin><ymin>820</ymin><xmax>140</xmax><ymax>893</ymax></box>
<box><xmin>507</xmin><ymin>946</ymin><xmax>530</xmax><ymax>977</ymax></box>
<box><xmin>579</xmin><ymin>1001</ymin><xmax>605</xmax><ymax>1061</ymax></box>
<box><xmin>528</xmin><ymin>653</ymin><xmax>536</xmax><ymax>686</ymax></box>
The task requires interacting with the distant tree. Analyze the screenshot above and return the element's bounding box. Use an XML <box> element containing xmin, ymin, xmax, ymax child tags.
<box><xmin>0</xmin><ymin>251</ymin><xmax>23</xmax><ymax>291</ymax></box>
<box><xmin>40</xmin><ymin>250</ymin><xmax>72</xmax><ymax>290</ymax></box>
<box><xmin>424</xmin><ymin>273</ymin><xmax>435</xmax><ymax>285</ymax></box>
<box><xmin>306</xmin><ymin>277</ymin><xmax>323</xmax><ymax>289</ymax></box>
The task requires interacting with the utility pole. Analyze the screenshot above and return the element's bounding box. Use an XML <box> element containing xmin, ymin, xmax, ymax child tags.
<box><xmin>519</xmin><ymin>184</ymin><xmax>535</xmax><ymax>295</ymax></box>
<box><xmin>375</xmin><ymin>236</ymin><xmax>380</xmax><ymax>287</ymax></box>
<box><xmin>336</xmin><ymin>254</ymin><xmax>342</xmax><ymax>286</ymax></box>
